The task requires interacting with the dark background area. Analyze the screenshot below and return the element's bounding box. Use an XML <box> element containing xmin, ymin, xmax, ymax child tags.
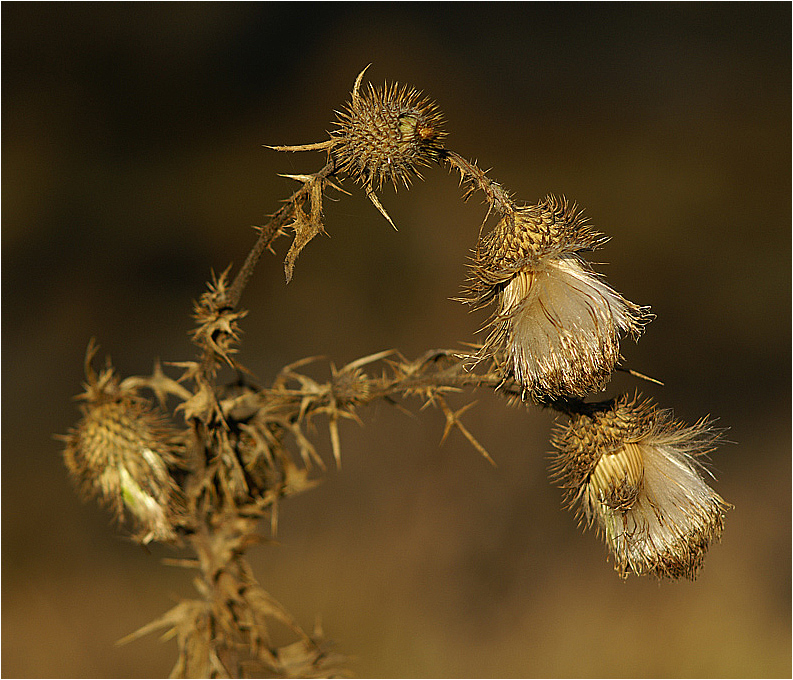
<box><xmin>3</xmin><ymin>3</ymin><xmax>790</xmax><ymax>677</ymax></box>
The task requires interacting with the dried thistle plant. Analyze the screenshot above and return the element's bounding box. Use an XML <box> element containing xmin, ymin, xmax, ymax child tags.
<box><xmin>60</xmin><ymin>66</ymin><xmax>731</xmax><ymax>678</ymax></box>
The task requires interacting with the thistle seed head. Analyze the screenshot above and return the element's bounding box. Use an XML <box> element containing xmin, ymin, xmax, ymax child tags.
<box><xmin>463</xmin><ymin>196</ymin><xmax>650</xmax><ymax>400</ymax></box>
<box><xmin>331</xmin><ymin>68</ymin><xmax>446</xmax><ymax>193</ymax></box>
<box><xmin>477</xmin><ymin>196</ymin><xmax>605</xmax><ymax>275</ymax></box>
<box><xmin>551</xmin><ymin>394</ymin><xmax>730</xmax><ymax>579</ymax></box>
<box><xmin>62</xmin><ymin>347</ymin><xmax>185</xmax><ymax>544</ymax></box>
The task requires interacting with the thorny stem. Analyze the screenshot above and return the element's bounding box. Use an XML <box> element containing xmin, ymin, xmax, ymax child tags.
<box><xmin>271</xmin><ymin>348</ymin><xmax>662</xmax><ymax>431</ymax></box>
<box><xmin>439</xmin><ymin>150</ymin><xmax>517</xmax><ymax>218</ymax></box>
<box><xmin>281</xmin><ymin>350</ymin><xmax>515</xmax><ymax>408</ymax></box>
<box><xmin>225</xmin><ymin>160</ymin><xmax>335</xmax><ymax>310</ymax></box>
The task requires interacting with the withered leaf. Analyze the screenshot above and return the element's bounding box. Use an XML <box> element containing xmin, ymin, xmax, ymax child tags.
<box><xmin>283</xmin><ymin>175</ymin><xmax>327</xmax><ymax>283</ymax></box>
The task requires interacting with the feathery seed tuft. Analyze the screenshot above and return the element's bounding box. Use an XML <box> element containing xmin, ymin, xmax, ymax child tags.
<box><xmin>463</xmin><ymin>196</ymin><xmax>650</xmax><ymax>400</ymax></box>
<box><xmin>551</xmin><ymin>394</ymin><xmax>730</xmax><ymax>579</ymax></box>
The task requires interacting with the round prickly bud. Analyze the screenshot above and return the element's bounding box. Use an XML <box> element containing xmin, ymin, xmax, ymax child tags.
<box><xmin>62</xmin><ymin>362</ymin><xmax>184</xmax><ymax>544</ymax></box>
<box><xmin>332</xmin><ymin>71</ymin><xmax>446</xmax><ymax>192</ymax></box>
<box><xmin>551</xmin><ymin>394</ymin><xmax>730</xmax><ymax>580</ymax></box>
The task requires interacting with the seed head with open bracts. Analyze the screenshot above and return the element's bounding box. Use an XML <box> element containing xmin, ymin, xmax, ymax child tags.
<box><xmin>550</xmin><ymin>394</ymin><xmax>730</xmax><ymax>579</ymax></box>
<box><xmin>463</xmin><ymin>196</ymin><xmax>651</xmax><ymax>401</ymax></box>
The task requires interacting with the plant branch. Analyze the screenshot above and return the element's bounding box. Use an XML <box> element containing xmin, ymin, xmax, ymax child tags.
<box><xmin>225</xmin><ymin>160</ymin><xmax>335</xmax><ymax>309</ymax></box>
<box><xmin>439</xmin><ymin>149</ymin><xmax>517</xmax><ymax>218</ymax></box>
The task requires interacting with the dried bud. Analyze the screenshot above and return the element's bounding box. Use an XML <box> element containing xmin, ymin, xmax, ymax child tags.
<box><xmin>331</xmin><ymin>67</ymin><xmax>445</xmax><ymax>227</ymax></box>
<box><xmin>191</xmin><ymin>266</ymin><xmax>247</xmax><ymax>369</ymax></box>
<box><xmin>333</xmin><ymin>68</ymin><xmax>446</xmax><ymax>192</ymax></box>
<box><xmin>550</xmin><ymin>394</ymin><xmax>730</xmax><ymax>579</ymax></box>
<box><xmin>62</xmin><ymin>347</ymin><xmax>184</xmax><ymax>544</ymax></box>
<box><xmin>463</xmin><ymin>196</ymin><xmax>649</xmax><ymax>400</ymax></box>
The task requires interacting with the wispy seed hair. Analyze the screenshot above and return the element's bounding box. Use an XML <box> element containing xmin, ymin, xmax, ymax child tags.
<box><xmin>462</xmin><ymin>196</ymin><xmax>650</xmax><ymax>400</ymax></box>
<box><xmin>550</xmin><ymin>394</ymin><xmax>730</xmax><ymax>579</ymax></box>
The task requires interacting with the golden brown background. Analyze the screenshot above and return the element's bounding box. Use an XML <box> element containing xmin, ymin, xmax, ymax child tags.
<box><xmin>3</xmin><ymin>3</ymin><xmax>790</xmax><ymax>677</ymax></box>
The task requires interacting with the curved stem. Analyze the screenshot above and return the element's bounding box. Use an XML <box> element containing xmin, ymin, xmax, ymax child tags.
<box><xmin>440</xmin><ymin>150</ymin><xmax>517</xmax><ymax>217</ymax></box>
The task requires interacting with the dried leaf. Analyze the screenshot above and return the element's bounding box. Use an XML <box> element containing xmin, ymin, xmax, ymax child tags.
<box><xmin>283</xmin><ymin>175</ymin><xmax>328</xmax><ymax>283</ymax></box>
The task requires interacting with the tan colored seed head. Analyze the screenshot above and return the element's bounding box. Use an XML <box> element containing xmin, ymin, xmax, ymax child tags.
<box><xmin>463</xmin><ymin>196</ymin><xmax>650</xmax><ymax>401</ymax></box>
<box><xmin>332</xmin><ymin>67</ymin><xmax>446</xmax><ymax>193</ymax></box>
<box><xmin>551</xmin><ymin>394</ymin><xmax>730</xmax><ymax>579</ymax></box>
<box><xmin>62</xmin><ymin>346</ymin><xmax>184</xmax><ymax>544</ymax></box>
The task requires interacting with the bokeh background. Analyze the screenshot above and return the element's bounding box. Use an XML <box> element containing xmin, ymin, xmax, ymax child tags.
<box><xmin>3</xmin><ymin>3</ymin><xmax>790</xmax><ymax>677</ymax></box>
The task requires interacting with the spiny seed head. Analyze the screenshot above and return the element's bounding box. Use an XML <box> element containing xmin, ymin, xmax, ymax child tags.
<box><xmin>332</xmin><ymin>69</ymin><xmax>446</xmax><ymax>192</ymax></box>
<box><xmin>462</xmin><ymin>196</ymin><xmax>650</xmax><ymax>400</ymax></box>
<box><xmin>62</xmin><ymin>347</ymin><xmax>185</xmax><ymax>544</ymax></box>
<box><xmin>550</xmin><ymin>394</ymin><xmax>730</xmax><ymax>579</ymax></box>
<box><xmin>477</xmin><ymin>196</ymin><xmax>605</xmax><ymax>277</ymax></box>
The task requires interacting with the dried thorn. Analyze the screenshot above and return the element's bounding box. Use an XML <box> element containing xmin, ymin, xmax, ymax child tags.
<box><xmin>291</xmin><ymin>421</ymin><xmax>327</xmax><ymax>471</ymax></box>
<box><xmin>437</xmin><ymin>396</ymin><xmax>496</xmax><ymax>466</ymax></box>
<box><xmin>328</xmin><ymin>411</ymin><xmax>342</xmax><ymax>470</ymax></box>
<box><xmin>325</xmin><ymin>178</ymin><xmax>351</xmax><ymax>195</ymax></box>
<box><xmin>617</xmin><ymin>366</ymin><xmax>665</xmax><ymax>386</ymax></box>
<box><xmin>352</xmin><ymin>64</ymin><xmax>372</xmax><ymax>102</ymax></box>
<box><xmin>266</xmin><ymin>140</ymin><xmax>335</xmax><ymax>152</ymax></box>
<box><xmin>394</xmin><ymin>401</ymin><xmax>420</xmax><ymax>419</ymax></box>
<box><xmin>342</xmin><ymin>349</ymin><xmax>396</xmax><ymax>372</ymax></box>
<box><xmin>278</xmin><ymin>355</ymin><xmax>327</xmax><ymax>377</ymax></box>
<box><xmin>161</xmin><ymin>558</ymin><xmax>201</xmax><ymax>569</ymax></box>
<box><xmin>455</xmin><ymin>417</ymin><xmax>497</xmax><ymax>466</ymax></box>
<box><xmin>365</xmin><ymin>186</ymin><xmax>397</xmax><ymax>230</ymax></box>
<box><xmin>438</xmin><ymin>397</ymin><xmax>473</xmax><ymax>444</ymax></box>
<box><xmin>116</xmin><ymin>601</ymin><xmax>200</xmax><ymax>646</ymax></box>
<box><xmin>279</xmin><ymin>173</ymin><xmax>318</xmax><ymax>183</ymax></box>
<box><xmin>271</xmin><ymin>495</ymin><xmax>279</xmax><ymax>536</ymax></box>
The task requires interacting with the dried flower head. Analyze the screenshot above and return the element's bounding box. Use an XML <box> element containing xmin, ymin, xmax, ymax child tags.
<box><xmin>463</xmin><ymin>196</ymin><xmax>650</xmax><ymax>400</ymax></box>
<box><xmin>62</xmin><ymin>344</ymin><xmax>185</xmax><ymax>543</ymax></box>
<box><xmin>550</xmin><ymin>394</ymin><xmax>730</xmax><ymax>579</ymax></box>
<box><xmin>331</xmin><ymin>66</ymin><xmax>446</xmax><ymax>226</ymax></box>
<box><xmin>332</xmin><ymin>67</ymin><xmax>445</xmax><ymax>189</ymax></box>
<box><xmin>268</xmin><ymin>66</ymin><xmax>446</xmax><ymax>234</ymax></box>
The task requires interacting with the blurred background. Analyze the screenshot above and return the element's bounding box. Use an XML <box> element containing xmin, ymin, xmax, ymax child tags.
<box><xmin>3</xmin><ymin>3</ymin><xmax>790</xmax><ymax>677</ymax></box>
